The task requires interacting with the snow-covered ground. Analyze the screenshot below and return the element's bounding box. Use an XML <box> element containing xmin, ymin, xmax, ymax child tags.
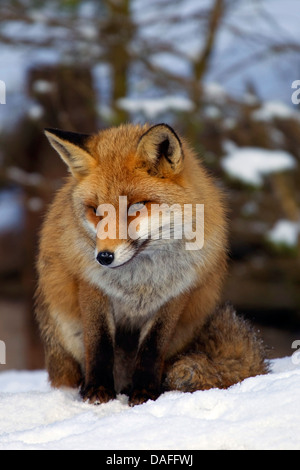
<box><xmin>0</xmin><ymin>356</ymin><xmax>299</xmax><ymax>450</ymax></box>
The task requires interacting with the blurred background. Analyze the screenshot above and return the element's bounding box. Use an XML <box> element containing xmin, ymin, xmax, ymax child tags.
<box><xmin>0</xmin><ymin>0</ymin><xmax>299</xmax><ymax>371</ymax></box>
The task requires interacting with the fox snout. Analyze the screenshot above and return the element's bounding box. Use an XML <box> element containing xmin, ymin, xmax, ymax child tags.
<box><xmin>95</xmin><ymin>240</ymin><xmax>139</xmax><ymax>269</ymax></box>
<box><xmin>95</xmin><ymin>238</ymin><xmax>150</xmax><ymax>268</ymax></box>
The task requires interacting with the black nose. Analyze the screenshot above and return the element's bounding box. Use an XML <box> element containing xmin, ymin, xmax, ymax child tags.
<box><xmin>97</xmin><ymin>251</ymin><xmax>114</xmax><ymax>266</ymax></box>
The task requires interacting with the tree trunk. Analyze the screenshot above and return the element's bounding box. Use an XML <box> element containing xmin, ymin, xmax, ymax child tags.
<box><xmin>102</xmin><ymin>0</ymin><xmax>135</xmax><ymax>123</ymax></box>
<box><xmin>191</xmin><ymin>0</ymin><xmax>225</xmax><ymax>110</ymax></box>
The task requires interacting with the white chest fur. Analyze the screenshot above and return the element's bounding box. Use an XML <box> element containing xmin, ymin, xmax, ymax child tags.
<box><xmin>85</xmin><ymin>245</ymin><xmax>201</xmax><ymax>327</ymax></box>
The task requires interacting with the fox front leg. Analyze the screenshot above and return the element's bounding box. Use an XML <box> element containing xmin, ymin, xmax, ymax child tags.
<box><xmin>79</xmin><ymin>284</ymin><xmax>116</xmax><ymax>404</ymax></box>
<box><xmin>80</xmin><ymin>322</ymin><xmax>116</xmax><ymax>404</ymax></box>
<box><xmin>129</xmin><ymin>302</ymin><xmax>182</xmax><ymax>406</ymax></box>
<box><xmin>129</xmin><ymin>320</ymin><xmax>164</xmax><ymax>406</ymax></box>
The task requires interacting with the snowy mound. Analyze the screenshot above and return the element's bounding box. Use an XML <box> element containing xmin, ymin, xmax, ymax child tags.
<box><xmin>0</xmin><ymin>356</ymin><xmax>299</xmax><ymax>450</ymax></box>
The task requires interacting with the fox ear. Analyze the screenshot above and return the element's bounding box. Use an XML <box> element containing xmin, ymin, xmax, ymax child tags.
<box><xmin>137</xmin><ymin>124</ymin><xmax>183</xmax><ymax>175</ymax></box>
<box><xmin>44</xmin><ymin>128</ymin><xmax>95</xmax><ymax>178</ymax></box>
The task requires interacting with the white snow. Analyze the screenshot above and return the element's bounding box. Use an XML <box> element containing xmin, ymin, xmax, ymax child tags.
<box><xmin>32</xmin><ymin>80</ymin><xmax>54</xmax><ymax>94</ymax></box>
<box><xmin>252</xmin><ymin>101</ymin><xmax>300</xmax><ymax>122</ymax></box>
<box><xmin>222</xmin><ymin>145</ymin><xmax>296</xmax><ymax>185</ymax></box>
<box><xmin>267</xmin><ymin>219</ymin><xmax>300</xmax><ymax>247</ymax></box>
<box><xmin>27</xmin><ymin>104</ymin><xmax>44</xmax><ymax>120</ymax></box>
<box><xmin>117</xmin><ymin>96</ymin><xmax>194</xmax><ymax>119</ymax></box>
<box><xmin>6</xmin><ymin>167</ymin><xmax>44</xmax><ymax>187</ymax></box>
<box><xmin>0</xmin><ymin>356</ymin><xmax>299</xmax><ymax>450</ymax></box>
<box><xmin>203</xmin><ymin>105</ymin><xmax>221</xmax><ymax>119</ymax></box>
<box><xmin>203</xmin><ymin>82</ymin><xmax>227</xmax><ymax>104</ymax></box>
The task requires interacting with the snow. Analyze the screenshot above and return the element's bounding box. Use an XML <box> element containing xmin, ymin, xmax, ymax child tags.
<box><xmin>267</xmin><ymin>219</ymin><xmax>300</xmax><ymax>247</ymax></box>
<box><xmin>117</xmin><ymin>96</ymin><xmax>194</xmax><ymax>119</ymax></box>
<box><xmin>27</xmin><ymin>104</ymin><xmax>44</xmax><ymax>120</ymax></box>
<box><xmin>6</xmin><ymin>167</ymin><xmax>44</xmax><ymax>187</ymax></box>
<box><xmin>252</xmin><ymin>100</ymin><xmax>300</xmax><ymax>122</ymax></box>
<box><xmin>222</xmin><ymin>144</ymin><xmax>296</xmax><ymax>185</ymax></box>
<box><xmin>0</xmin><ymin>356</ymin><xmax>299</xmax><ymax>450</ymax></box>
<box><xmin>203</xmin><ymin>82</ymin><xmax>227</xmax><ymax>103</ymax></box>
<box><xmin>203</xmin><ymin>105</ymin><xmax>221</xmax><ymax>119</ymax></box>
<box><xmin>32</xmin><ymin>80</ymin><xmax>54</xmax><ymax>94</ymax></box>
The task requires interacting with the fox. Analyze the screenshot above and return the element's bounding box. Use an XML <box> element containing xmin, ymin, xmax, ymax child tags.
<box><xmin>36</xmin><ymin>123</ymin><xmax>267</xmax><ymax>406</ymax></box>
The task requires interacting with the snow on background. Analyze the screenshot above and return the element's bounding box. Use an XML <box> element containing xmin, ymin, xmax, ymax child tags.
<box><xmin>0</xmin><ymin>356</ymin><xmax>299</xmax><ymax>450</ymax></box>
<box><xmin>267</xmin><ymin>220</ymin><xmax>300</xmax><ymax>247</ymax></box>
<box><xmin>221</xmin><ymin>142</ymin><xmax>296</xmax><ymax>187</ymax></box>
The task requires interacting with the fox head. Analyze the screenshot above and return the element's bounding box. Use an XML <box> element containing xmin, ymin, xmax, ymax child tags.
<box><xmin>45</xmin><ymin>123</ymin><xmax>205</xmax><ymax>268</ymax></box>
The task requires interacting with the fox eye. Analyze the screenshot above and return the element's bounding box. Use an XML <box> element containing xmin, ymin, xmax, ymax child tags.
<box><xmin>87</xmin><ymin>205</ymin><xmax>97</xmax><ymax>215</ymax></box>
<box><xmin>128</xmin><ymin>201</ymin><xmax>148</xmax><ymax>216</ymax></box>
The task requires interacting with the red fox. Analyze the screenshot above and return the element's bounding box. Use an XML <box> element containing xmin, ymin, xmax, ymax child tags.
<box><xmin>36</xmin><ymin>123</ymin><xmax>267</xmax><ymax>406</ymax></box>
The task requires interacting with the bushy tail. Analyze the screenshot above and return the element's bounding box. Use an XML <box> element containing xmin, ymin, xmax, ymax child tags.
<box><xmin>164</xmin><ymin>304</ymin><xmax>269</xmax><ymax>392</ymax></box>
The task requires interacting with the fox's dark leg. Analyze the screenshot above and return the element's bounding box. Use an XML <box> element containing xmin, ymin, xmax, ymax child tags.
<box><xmin>129</xmin><ymin>299</ymin><xmax>184</xmax><ymax>407</ymax></box>
<box><xmin>79</xmin><ymin>283</ymin><xmax>116</xmax><ymax>404</ymax></box>
<box><xmin>129</xmin><ymin>319</ymin><xmax>165</xmax><ymax>406</ymax></box>
<box><xmin>164</xmin><ymin>304</ymin><xmax>268</xmax><ymax>392</ymax></box>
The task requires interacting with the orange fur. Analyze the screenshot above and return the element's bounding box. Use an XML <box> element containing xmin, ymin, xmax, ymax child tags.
<box><xmin>36</xmin><ymin>123</ymin><xmax>267</xmax><ymax>406</ymax></box>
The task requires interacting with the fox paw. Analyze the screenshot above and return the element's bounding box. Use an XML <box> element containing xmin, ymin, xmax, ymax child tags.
<box><xmin>128</xmin><ymin>388</ymin><xmax>160</xmax><ymax>407</ymax></box>
<box><xmin>80</xmin><ymin>384</ymin><xmax>116</xmax><ymax>405</ymax></box>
